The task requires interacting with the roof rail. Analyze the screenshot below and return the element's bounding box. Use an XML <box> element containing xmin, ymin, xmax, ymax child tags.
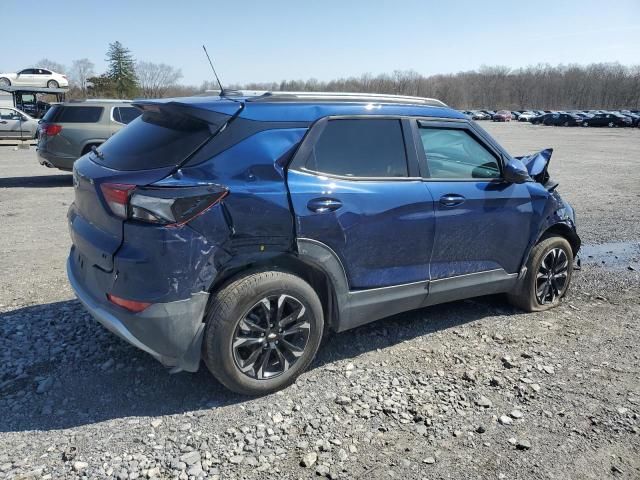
<box><xmin>74</xmin><ymin>98</ymin><xmax>133</xmax><ymax>103</ymax></box>
<box><xmin>234</xmin><ymin>90</ymin><xmax>448</xmax><ymax>107</ymax></box>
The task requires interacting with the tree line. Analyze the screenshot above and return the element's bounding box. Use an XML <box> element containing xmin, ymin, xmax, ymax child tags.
<box><xmin>31</xmin><ymin>45</ymin><xmax>640</xmax><ymax>109</ymax></box>
<box><xmin>227</xmin><ymin>64</ymin><xmax>640</xmax><ymax>110</ymax></box>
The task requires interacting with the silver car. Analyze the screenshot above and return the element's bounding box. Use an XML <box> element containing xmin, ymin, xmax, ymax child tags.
<box><xmin>0</xmin><ymin>107</ymin><xmax>38</xmax><ymax>139</ymax></box>
<box><xmin>37</xmin><ymin>100</ymin><xmax>141</xmax><ymax>171</ymax></box>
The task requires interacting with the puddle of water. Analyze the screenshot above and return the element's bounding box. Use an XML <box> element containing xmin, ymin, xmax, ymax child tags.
<box><xmin>580</xmin><ymin>241</ymin><xmax>640</xmax><ymax>270</ymax></box>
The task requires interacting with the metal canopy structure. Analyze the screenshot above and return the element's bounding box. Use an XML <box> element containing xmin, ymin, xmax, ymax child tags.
<box><xmin>0</xmin><ymin>86</ymin><xmax>67</xmax><ymax>118</ymax></box>
<box><xmin>0</xmin><ymin>85</ymin><xmax>68</xmax><ymax>96</ymax></box>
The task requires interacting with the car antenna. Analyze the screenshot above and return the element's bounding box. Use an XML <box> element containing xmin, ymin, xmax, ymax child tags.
<box><xmin>202</xmin><ymin>45</ymin><xmax>226</xmax><ymax>96</ymax></box>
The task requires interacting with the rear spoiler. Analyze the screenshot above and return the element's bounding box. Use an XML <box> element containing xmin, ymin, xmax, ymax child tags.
<box><xmin>133</xmin><ymin>100</ymin><xmax>243</xmax><ymax>128</ymax></box>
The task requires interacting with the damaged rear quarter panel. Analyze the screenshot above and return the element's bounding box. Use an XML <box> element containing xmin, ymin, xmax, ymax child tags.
<box><xmin>113</xmin><ymin>128</ymin><xmax>309</xmax><ymax>301</ymax></box>
<box><xmin>112</xmin><ymin>213</ymin><xmax>229</xmax><ymax>303</ymax></box>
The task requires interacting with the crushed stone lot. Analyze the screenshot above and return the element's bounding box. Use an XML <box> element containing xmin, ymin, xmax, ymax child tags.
<box><xmin>0</xmin><ymin>122</ymin><xmax>639</xmax><ymax>479</ymax></box>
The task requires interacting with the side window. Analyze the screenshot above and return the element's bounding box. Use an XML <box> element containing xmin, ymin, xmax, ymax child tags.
<box><xmin>113</xmin><ymin>107</ymin><xmax>141</xmax><ymax>125</ymax></box>
<box><xmin>306</xmin><ymin>119</ymin><xmax>408</xmax><ymax>178</ymax></box>
<box><xmin>419</xmin><ymin>127</ymin><xmax>500</xmax><ymax>180</ymax></box>
<box><xmin>54</xmin><ymin>106</ymin><xmax>104</xmax><ymax>123</ymax></box>
<box><xmin>19</xmin><ymin>69</ymin><xmax>34</xmax><ymax>75</ymax></box>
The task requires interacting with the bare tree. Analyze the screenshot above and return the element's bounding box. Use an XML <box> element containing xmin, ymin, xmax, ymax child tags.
<box><xmin>136</xmin><ymin>61</ymin><xmax>183</xmax><ymax>98</ymax></box>
<box><xmin>70</xmin><ymin>58</ymin><xmax>95</xmax><ymax>93</ymax></box>
<box><xmin>34</xmin><ymin>58</ymin><xmax>67</xmax><ymax>74</ymax></box>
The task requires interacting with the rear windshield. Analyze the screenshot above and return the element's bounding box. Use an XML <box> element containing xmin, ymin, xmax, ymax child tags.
<box><xmin>91</xmin><ymin>111</ymin><xmax>214</xmax><ymax>171</ymax></box>
<box><xmin>42</xmin><ymin>105</ymin><xmax>104</xmax><ymax>123</ymax></box>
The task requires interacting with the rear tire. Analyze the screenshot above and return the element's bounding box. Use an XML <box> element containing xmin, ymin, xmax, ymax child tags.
<box><xmin>202</xmin><ymin>271</ymin><xmax>324</xmax><ymax>396</ymax></box>
<box><xmin>507</xmin><ymin>236</ymin><xmax>574</xmax><ymax>312</ymax></box>
<box><xmin>47</xmin><ymin>80</ymin><xmax>59</xmax><ymax>88</ymax></box>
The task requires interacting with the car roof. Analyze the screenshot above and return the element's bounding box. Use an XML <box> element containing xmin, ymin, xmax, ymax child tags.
<box><xmin>143</xmin><ymin>91</ymin><xmax>465</xmax><ymax>122</ymax></box>
<box><xmin>61</xmin><ymin>99</ymin><xmax>134</xmax><ymax>106</ymax></box>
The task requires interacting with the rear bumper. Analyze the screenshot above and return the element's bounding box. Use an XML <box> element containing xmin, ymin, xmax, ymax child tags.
<box><xmin>66</xmin><ymin>252</ymin><xmax>209</xmax><ymax>372</ymax></box>
<box><xmin>37</xmin><ymin>149</ymin><xmax>75</xmax><ymax>171</ymax></box>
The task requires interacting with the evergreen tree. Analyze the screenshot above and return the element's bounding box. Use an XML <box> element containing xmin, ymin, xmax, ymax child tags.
<box><xmin>106</xmin><ymin>41</ymin><xmax>138</xmax><ymax>98</ymax></box>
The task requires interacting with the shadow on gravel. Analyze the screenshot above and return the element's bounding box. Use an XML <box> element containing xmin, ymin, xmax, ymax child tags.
<box><xmin>0</xmin><ymin>174</ymin><xmax>72</xmax><ymax>188</ymax></box>
<box><xmin>0</xmin><ymin>295</ymin><xmax>521</xmax><ymax>432</ymax></box>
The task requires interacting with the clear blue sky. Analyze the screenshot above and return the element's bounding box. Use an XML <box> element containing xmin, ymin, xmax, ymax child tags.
<box><xmin>3</xmin><ymin>0</ymin><xmax>639</xmax><ymax>85</ymax></box>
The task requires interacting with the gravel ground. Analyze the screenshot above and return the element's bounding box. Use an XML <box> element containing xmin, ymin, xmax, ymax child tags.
<box><xmin>0</xmin><ymin>123</ymin><xmax>638</xmax><ymax>479</ymax></box>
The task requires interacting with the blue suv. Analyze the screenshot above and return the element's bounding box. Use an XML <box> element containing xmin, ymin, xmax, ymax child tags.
<box><xmin>67</xmin><ymin>92</ymin><xmax>580</xmax><ymax>395</ymax></box>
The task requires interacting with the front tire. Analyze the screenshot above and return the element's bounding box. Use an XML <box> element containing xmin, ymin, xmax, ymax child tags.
<box><xmin>47</xmin><ymin>80</ymin><xmax>59</xmax><ymax>88</ymax></box>
<box><xmin>508</xmin><ymin>236</ymin><xmax>574</xmax><ymax>312</ymax></box>
<box><xmin>202</xmin><ymin>271</ymin><xmax>324</xmax><ymax>395</ymax></box>
<box><xmin>0</xmin><ymin>77</ymin><xmax>10</xmax><ymax>87</ymax></box>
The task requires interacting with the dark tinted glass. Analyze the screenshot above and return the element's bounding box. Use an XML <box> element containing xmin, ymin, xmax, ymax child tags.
<box><xmin>41</xmin><ymin>105</ymin><xmax>60</xmax><ymax>122</ymax></box>
<box><xmin>307</xmin><ymin>119</ymin><xmax>408</xmax><ymax>177</ymax></box>
<box><xmin>92</xmin><ymin>112</ymin><xmax>212</xmax><ymax>171</ymax></box>
<box><xmin>47</xmin><ymin>106</ymin><xmax>103</xmax><ymax>123</ymax></box>
<box><xmin>114</xmin><ymin>107</ymin><xmax>141</xmax><ymax>124</ymax></box>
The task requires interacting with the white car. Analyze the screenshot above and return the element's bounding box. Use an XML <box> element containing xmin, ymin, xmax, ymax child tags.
<box><xmin>0</xmin><ymin>68</ymin><xmax>69</xmax><ymax>89</ymax></box>
<box><xmin>518</xmin><ymin>111</ymin><xmax>537</xmax><ymax>122</ymax></box>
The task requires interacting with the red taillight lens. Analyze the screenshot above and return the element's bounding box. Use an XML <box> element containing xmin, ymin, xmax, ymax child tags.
<box><xmin>40</xmin><ymin>123</ymin><xmax>62</xmax><ymax>136</ymax></box>
<box><xmin>107</xmin><ymin>294</ymin><xmax>151</xmax><ymax>313</ymax></box>
<box><xmin>129</xmin><ymin>186</ymin><xmax>228</xmax><ymax>227</ymax></box>
<box><xmin>100</xmin><ymin>183</ymin><xmax>136</xmax><ymax>218</ymax></box>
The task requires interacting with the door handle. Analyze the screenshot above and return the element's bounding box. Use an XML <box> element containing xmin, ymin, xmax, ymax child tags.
<box><xmin>307</xmin><ymin>197</ymin><xmax>342</xmax><ymax>213</ymax></box>
<box><xmin>0</xmin><ymin>121</ymin><xmax>7</xmax><ymax>124</ymax></box>
<box><xmin>439</xmin><ymin>194</ymin><xmax>466</xmax><ymax>207</ymax></box>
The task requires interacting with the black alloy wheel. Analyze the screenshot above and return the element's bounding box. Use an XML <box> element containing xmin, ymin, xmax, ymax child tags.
<box><xmin>232</xmin><ymin>294</ymin><xmax>311</xmax><ymax>380</ymax></box>
<box><xmin>535</xmin><ymin>248</ymin><xmax>570</xmax><ymax>305</ymax></box>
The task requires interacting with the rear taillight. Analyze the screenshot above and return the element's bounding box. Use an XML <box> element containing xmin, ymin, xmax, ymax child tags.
<box><xmin>100</xmin><ymin>183</ymin><xmax>228</xmax><ymax>226</ymax></box>
<box><xmin>107</xmin><ymin>294</ymin><xmax>151</xmax><ymax>313</ymax></box>
<box><xmin>40</xmin><ymin>123</ymin><xmax>62</xmax><ymax>136</ymax></box>
<box><xmin>130</xmin><ymin>186</ymin><xmax>228</xmax><ymax>226</ymax></box>
<box><xmin>100</xmin><ymin>183</ymin><xmax>135</xmax><ymax>219</ymax></box>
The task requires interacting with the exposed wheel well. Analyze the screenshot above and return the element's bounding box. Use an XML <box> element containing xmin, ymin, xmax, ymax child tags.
<box><xmin>209</xmin><ymin>254</ymin><xmax>338</xmax><ymax>332</ymax></box>
<box><xmin>540</xmin><ymin>223</ymin><xmax>580</xmax><ymax>256</ymax></box>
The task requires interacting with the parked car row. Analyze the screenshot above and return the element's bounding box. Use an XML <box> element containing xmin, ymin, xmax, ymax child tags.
<box><xmin>1</xmin><ymin>100</ymin><xmax>142</xmax><ymax>148</ymax></box>
<box><xmin>460</xmin><ymin>109</ymin><xmax>640</xmax><ymax>127</ymax></box>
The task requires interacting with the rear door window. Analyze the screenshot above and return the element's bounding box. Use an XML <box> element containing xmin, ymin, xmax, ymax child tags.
<box><xmin>45</xmin><ymin>106</ymin><xmax>104</xmax><ymax>123</ymax></box>
<box><xmin>305</xmin><ymin>119</ymin><xmax>408</xmax><ymax>178</ymax></box>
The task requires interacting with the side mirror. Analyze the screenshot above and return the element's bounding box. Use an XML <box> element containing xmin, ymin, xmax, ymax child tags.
<box><xmin>502</xmin><ymin>157</ymin><xmax>530</xmax><ymax>184</ymax></box>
